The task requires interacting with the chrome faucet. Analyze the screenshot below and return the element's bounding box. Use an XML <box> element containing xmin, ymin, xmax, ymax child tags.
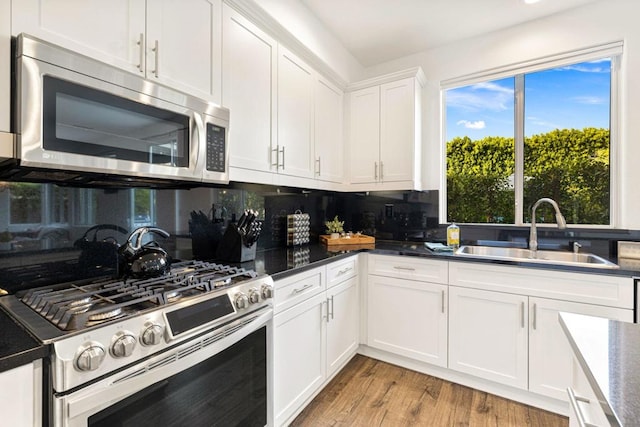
<box><xmin>529</xmin><ymin>198</ymin><xmax>566</xmax><ymax>253</ymax></box>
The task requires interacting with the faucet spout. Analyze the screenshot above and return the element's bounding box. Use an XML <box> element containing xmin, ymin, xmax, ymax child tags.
<box><xmin>529</xmin><ymin>198</ymin><xmax>566</xmax><ymax>253</ymax></box>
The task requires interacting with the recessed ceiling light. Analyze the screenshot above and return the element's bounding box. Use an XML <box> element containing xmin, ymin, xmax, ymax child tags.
<box><xmin>523</xmin><ymin>0</ymin><xmax>541</xmax><ymax>4</ymax></box>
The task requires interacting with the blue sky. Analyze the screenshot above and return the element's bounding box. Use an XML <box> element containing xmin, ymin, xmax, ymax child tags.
<box><xmin>445</xmin><ymin>59</ymin><xmax>611</xmax><ymax>141</ymax></box>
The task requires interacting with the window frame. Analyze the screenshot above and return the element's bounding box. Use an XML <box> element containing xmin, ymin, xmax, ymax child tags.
<box><xmin>440</xmin><ymin>41</ymin><xmax>622</xmax><ymax>228</ymax></box>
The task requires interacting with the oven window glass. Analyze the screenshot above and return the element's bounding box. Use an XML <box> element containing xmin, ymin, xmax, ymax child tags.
<box><xmin>43</xmin><ymin>76</ymin><xmax>190</xmax><ymax>167</ymax></box>
<box><xmin>88</xmin><ymin>326</ymin><xmax>267</xmax><ymax>427</ymax></box>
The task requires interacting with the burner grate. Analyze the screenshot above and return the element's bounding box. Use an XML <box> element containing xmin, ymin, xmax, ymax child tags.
<box><xmin>19</xmin><ymin>260</ymin><xmax>258</xmax><ymax>331</ymax></box>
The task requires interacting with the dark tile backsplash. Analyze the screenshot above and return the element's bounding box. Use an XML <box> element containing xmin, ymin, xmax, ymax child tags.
<box><xmin>0</xmin><ymin>180</ymin><xmax>638</xmax><ymax>293</ymax></box>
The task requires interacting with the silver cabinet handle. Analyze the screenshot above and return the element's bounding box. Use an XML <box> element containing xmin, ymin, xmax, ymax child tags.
<box><xmin>279</xmin><ymin>146</ymin><xmax>285</xmax><ymax>169</ymax></box>
<box><xmin>393</xmin><ymin>266</ymin><xmax>415</xmax><ymax>271</ymax></box>
<box><xmin>374</xmin><ymin>162</ymin><xmax>378</xmax><ymax>180</ymax></box>
<box><xmin>136</xmin><ymin>33</ymin><xmax>144</xmax><ymax>72</ymax></box>
<box><xmin>337</xmin><ymin>267</ymin><xmax>352</xmax><ymax>276</ymax></box>
<box><xmin>292</xmin><ymin>283</ymin><xmax>313</xmax><ymax>294</ymax></box>
<box><xmin>316</xmin><ymin>157</ymin><xmax>321</xmax><ymax>176</ymax></box>
<box><xmin>520</xmin><ymin>301</ymin><xmax>525</xmax><ymax>328</ymax></box>
<box><xmin>532</xmin><ymin>303</ymin><xmax>537</xmax><ymax>330</ymax></box>
<box><xmin>380</xmin><ymin>161</ymin><xmax>384</xmax><ymax>180</ymax></box>
<box><xmin>567</xmin><ymin>387</ymin><xmax>598</xmax><ymax>427</ymax></box>
<box><xmin>441</xmin><ymin>290</ymin><xmax>445</xmax><ymax>313</ymax></box>
<box><xmin>271</xmin><ymin>146</ymin><xmax>279</xmax><ymax>167</ymax></box>
<box><xmin>330</xmin><ymin>295</ymin><xmax>334</xmax><ymax>320</ymax></box>
<box><xmin>322</xmin><ymin>299</ymin><xmax>328</xmax><ymax>322</ymax></box>
<box><xmin>151</xmin><ymin>39</ymin><xmax>159</xmax><ymax>78</ymax></box>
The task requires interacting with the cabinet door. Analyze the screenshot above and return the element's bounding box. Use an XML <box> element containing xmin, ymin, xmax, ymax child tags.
<box><xmin>273</xmin><ymin>292</ymin><xmax>326</xmax><ymax>426</ymax></box>
<box><xmin>12</xmin><ymin>0</ymin><xmax>145</xmax><ymax>74</ymax></box>
<box><xmin>529</xmin><ymin>297</ymin><xmax>632</xmax><ymax>400</ymax></box>
<box><xmin>222</xmin><ymin>4</ymin><xmax>277</xmax><ymax>173</ymax></box>
<box><xmin>379</xmin><ymin>77</ymin><xmax>417</xmax><ymax>183</ymax></box>
<box><xmin>146</xmin><ymin>0</ymin><xmax>221</xmax><ymax>102</ymax></box>
<box><xmin>449</xmin><ymin>286</ymin><xmax>528</xmax><ymax>389</ymax></box>
<box><xmin>348</xmin><ymin>86</ymin><xmax>380</xmax><ymax>184</ymax></box>
<box><xmin>277</xmin><ymin>47</ymin><xmax>314</xmax><ymax>179</ymax></box>
<box><xmin>314</xmin><ymin>76</ymin><xmax>344</xmax><ymax>183</ymax></box>
<box><xmin>368</xmin><ymin>275</ymin><xmax>447</xmax><ymax>366</ymax></box>
<box><xmin>326</xmin><ymin>276</ymin><xmax>359</xmax><ymax>376</ymax></box>
<box><xmin>0</xmin><ymin>363</ymin><xmax>39</xmax><ymax>426</ymax></box>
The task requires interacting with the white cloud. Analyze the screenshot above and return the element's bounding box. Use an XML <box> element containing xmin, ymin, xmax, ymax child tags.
<box><xmin>526</xmin><ymin>116</ymin><xmax>560</xmax><ymax>130</ymax></box>
<box><xmin>457</xmin><ymin>120</ymin><xmax>486</xmax><ymax>129</ymax></box>
<box><xmin>571</xmin><ymin>96</ymin><xmax>605</xmax><ymax>105</ymax></box>
<box><xmin>561</xmin><ymin>64</ymin><xmax>609</xmax><ymax>73</ymax></box>
<box><xmin>447</xmin><ymin>81</ymin><xmax>514</xmax><ymax>112</ymax></box>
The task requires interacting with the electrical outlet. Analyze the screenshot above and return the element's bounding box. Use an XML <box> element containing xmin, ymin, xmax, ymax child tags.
<box><xmin>617</xmin><ymin>241</ymin><xmax>640</xmax><ymax>260</ymax></box>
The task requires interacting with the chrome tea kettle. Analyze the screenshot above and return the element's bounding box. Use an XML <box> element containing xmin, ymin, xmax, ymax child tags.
<box><xmin>118</xmin><ymin>227</ymin><xmax>171</xmax><ymax>278</ymax></box>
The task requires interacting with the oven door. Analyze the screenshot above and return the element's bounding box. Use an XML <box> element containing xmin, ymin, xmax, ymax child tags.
<box><xmin>54</xmin><ymin>307</ymin><xmax>272</xmax><ymax>427</ymax></box>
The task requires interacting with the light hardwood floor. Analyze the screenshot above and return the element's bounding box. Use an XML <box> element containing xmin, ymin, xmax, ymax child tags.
<box><xmin>291</xmin><ymin>355</ymin><xmax>569</xmax><ymax>427</ymax></box>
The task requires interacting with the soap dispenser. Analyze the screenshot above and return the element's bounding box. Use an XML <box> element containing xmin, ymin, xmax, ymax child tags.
<box><xmin>447</xmin><ymin>223</ymin><xmax>460</xmax><ymax>249</ymax></box>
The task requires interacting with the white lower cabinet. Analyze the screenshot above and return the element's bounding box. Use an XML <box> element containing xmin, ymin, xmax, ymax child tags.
<box><xmin>326</xmin><ymin>276</ymin><xmax>359</xmax><ymax>376</ymax></box>
<box><xmin>368</xmin><ymin>275</ymin><xmax>447</xmax><ymax>366</ymax></box>
<box><xmin>273</xmin><ymin>256</ymin><xmax>359</xmax><ymax>426</ymax></box>
<box><xmin>448</xmin><ymin>286</ymin><xmax>528</xmax><ymax>389</ymax></box>
<box><xmin>0</xmin><ymin>361</ymin><xmax>42</xmax><ymax>427</ymax></box>
<box><xmin>274</xmin><ymin>292</ymin><xmax>326</xmax><ymax>426</ymax></box>
<box><xmin>568</xmin><ymin>355</ymin><xmax>609</xmax><ymax>427</ymax></box>
<box><xmin>529</xmin><ymin>297</ymin><xmax>632</xmax><ymax>401</ymax></box>
<box><xmin>448</xmin><ymin>261</ymin><xmax>633</xmax><ymax>404</ymax></box>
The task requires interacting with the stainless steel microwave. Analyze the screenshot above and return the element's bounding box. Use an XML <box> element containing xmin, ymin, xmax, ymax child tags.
<box><xmin>3</xmin><ymin>33</ymin><xmax>229</xmax><ymax>186</ymax></box>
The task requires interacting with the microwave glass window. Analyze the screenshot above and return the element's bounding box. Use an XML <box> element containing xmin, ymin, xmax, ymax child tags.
<box><xmin>43</xmin><ymin>76</ymin><xmax>190</xmax><ymax>167</ymax></box>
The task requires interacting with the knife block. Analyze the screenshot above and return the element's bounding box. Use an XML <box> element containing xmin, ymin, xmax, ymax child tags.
<box><xmin>215</xmin><ymin>223</ymin><xmax>256</xmax><ymax>263</ymax></box>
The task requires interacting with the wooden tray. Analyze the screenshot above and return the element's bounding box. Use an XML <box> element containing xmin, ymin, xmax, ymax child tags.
<box><xmin>320</xmin><ymin>234</ymin><xmax>375</xmax><ymax>246</ymax></box>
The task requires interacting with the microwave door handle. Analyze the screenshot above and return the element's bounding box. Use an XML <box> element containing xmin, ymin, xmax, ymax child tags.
<box><xmin>193</xmin><ymin>113</ymin><xmax>206</xmax><ymax>177</ymax></box>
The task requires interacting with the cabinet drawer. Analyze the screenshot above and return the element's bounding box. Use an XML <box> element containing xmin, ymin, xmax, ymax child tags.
<box><xmin>368</xmin><ymin>254</ymin><xmax>448</xmax><ymax>284</ymax></box>
<box><xmin>449</xmin><ymin>261</ymin><xmax>633</xmax><ymax>309</ymax></box>
<box><xmin>274</xmin><ymin>266</ymin><xmax>325</xmax><ymax>314</ymax></box>
<box><xmin>327</xmin><ymin>255</ymin><xmax>358</xmax><ymax>289</ymax></box>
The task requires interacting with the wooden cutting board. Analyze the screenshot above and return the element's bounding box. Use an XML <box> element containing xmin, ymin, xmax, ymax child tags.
<box><xmin>320</xmin><ymin>234</ymin><xmax>375</xmax><ymax>245</ymax></box>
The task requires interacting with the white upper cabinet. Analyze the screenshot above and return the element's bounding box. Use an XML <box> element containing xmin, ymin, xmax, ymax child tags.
<box><xmin>222</xmin><ymin>4</ymin><xmax>277</xmax><ymax>178</ymax></box>
<box><xmin>12</xmin><ymin>0</ymin><xmax>146</xmax><ymax>74</ymax></box>
<box><xmin>314</xmin><ymin>76</ymin><xmax>344</xmax><ymax>183</ymax></box>
<box><xmin>276</xmin><ymin>47</ymin><xmax>315</xmax><ymax>179</ymax></box>
<box><xmin>145</xmin><ymin>0</ymin><xmax>221</xmax><ymax>101</ymax></box>
<box><xmin>12</xmin><ymin>0</ymin><xmax>221</xmax><ymax>102</ymax></box>
<box><xmin>347</xmin><ymin>69</ymin><xmax>424</xmax><ymax>190</ymax></box>
<box><xmin>348</xmin><ymin>86</ymin><xmax>380</xmax><ymax>184</ymax></box>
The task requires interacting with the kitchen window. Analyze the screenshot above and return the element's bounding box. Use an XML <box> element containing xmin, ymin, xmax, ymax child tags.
<box><xmin>442</xmin><ymin>42</ymin><xmax>621</xmax><ymax>226</ymax></box>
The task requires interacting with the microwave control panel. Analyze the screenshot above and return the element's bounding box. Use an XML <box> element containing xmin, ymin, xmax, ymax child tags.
<box><xmin>206</xmin><ymin>124</ymin><xmax>226</xmax><ymax>172</ymax></box>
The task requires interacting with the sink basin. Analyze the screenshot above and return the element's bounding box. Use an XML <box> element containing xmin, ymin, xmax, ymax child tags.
<box><xmin>455</xmin><ymin>245</ymin><xmax>619</xmax><ymax>269</ymax></box>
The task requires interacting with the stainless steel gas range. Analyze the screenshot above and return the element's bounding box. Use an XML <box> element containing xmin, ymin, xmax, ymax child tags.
<box><xmin>0</xmin><ymin>260</ymin><xmax>274</xmax><ymax>427</ymax></box>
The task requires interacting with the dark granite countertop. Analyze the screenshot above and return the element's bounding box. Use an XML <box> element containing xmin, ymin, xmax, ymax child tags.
<box><xmin>243</xmin><ymin>241</ymin><xmax>640</xmax><ymax>280</ymax></box>
<box><xmin>0</xmin><ymin>239</ymin><xmax>636</xmax><ymax>374</ymax></box>
<box><xmin>560</xmin><ymin>312</ymin><xmax>640</xmax><ymax>427</ymax></box>
<box><xmin>0</xmin><ymin>305</ymin><xmax>49</xmax><ymax>373</ymax></box>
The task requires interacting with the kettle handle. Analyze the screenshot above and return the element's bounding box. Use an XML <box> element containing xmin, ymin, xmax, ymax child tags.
<box><xmin>127</xmin><ymin>227</ymin><xmax>170</xmax><ymax>251</ymax></box>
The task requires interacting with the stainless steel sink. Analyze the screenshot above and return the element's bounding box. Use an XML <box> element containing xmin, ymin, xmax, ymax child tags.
<box><xmin>455</xmin><ymin>245</ymin><xmax>619</xmax><ymax>269</ymax></box>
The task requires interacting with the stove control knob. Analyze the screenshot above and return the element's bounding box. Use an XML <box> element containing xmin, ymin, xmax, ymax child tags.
<box><xmin>75</xmin><ymin>342</ymin><xmax>106</xmax><ymax>372</ymax></box>
<box><xmin>248</xmin><ymin>288</ymin><xmax>261</xmax><ymax>304</ymax></box>
<box><xmin>141</xmin><ymin>323</ymin><xmax>164</xmax><ymax>346</ymax></box>
<box><xmin>111</xmin><ymin>331</ymin><xmax>137</xmax><ymax>358</ymax></box>
<box><xmin>234</xmin><ymin>292</ymin><xmax>249</xmax><ymax>310</ymax></box>
<box><xmin>261</xmin><ymin>283</ymin><xmax>274</xmax><ymax>300</ymax></box>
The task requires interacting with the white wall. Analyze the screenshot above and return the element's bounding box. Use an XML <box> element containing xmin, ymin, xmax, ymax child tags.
<box><xmin>0</xmin><ymin>0</ymin><xmax>10</xmax><ymax>133</ymax></box>
<box><xmin>359</xmin><ymin>0</ymin><xmax>640</xmax><ymax>229</ymax></box>
<box><xmin>255</xmin><ymin>0</ymin><xmax>363</xmax><ymax>83</ymax></box>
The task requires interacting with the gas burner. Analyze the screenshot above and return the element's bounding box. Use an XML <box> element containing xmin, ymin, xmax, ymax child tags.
<box><xmin>18</xmin><ymin>260</ymin><xmax>262</xmax><ymax>332</ymax></box>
